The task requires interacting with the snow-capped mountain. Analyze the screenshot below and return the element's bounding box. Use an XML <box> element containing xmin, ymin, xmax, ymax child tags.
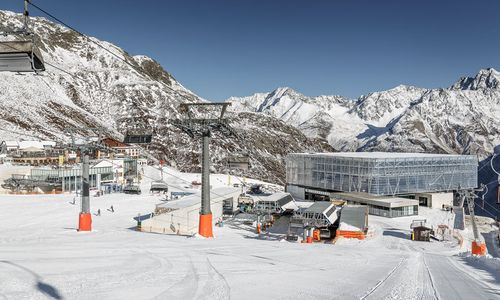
<box><xmin>227</xmin><ymin>87</ymin><xmax>357</xmax><ymax>148</ymax></box>
<box><xmin>0</xmin><ymin>10</ymin><xmax>332</xmax><ymax>183</ymax></box>
<box><xmin>227</xmin><ymin>69</ymin><xmax>500</xmax><ymax>158</ymax></box>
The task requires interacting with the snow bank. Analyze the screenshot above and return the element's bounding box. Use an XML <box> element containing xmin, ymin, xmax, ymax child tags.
<box><xmin>458</xmin><ymin>252</ymin><xmax>500</xmax><ymax>277</ymax></box>
<box><xmin>339</xmin><ymin>222</ymin><xmax>362</xmax><ymax>231</ymax></box>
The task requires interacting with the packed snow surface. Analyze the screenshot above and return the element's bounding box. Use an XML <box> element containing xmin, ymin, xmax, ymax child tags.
<box><xmin>338</xmin><ymin>222</ymin><xmax>362</xmax><ymax>232</ymax></box>
<box><xmin>0</xmin><ymin>166</ymin><xmax>499</xmax><ymax>299</ymax></box>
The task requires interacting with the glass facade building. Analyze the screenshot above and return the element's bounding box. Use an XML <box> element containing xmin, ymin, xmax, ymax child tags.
<box><xmin>31</xmin><ymin>166</ymin><xmax>113</xmax><ymax>192</ymax></box>
<box><xmin>286</xmin><ymin>152</ymin><xmax>478</xmax><ymax>196</ymax></box>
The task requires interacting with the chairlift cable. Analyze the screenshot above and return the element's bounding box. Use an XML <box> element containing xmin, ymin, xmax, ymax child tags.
<box><xmin>477</xmin><ymin>156</ymin><xmax>493</xmax><ymax>173</ymax></box>
<box><xmin>54</xmin><ymin>136</ymin><xmax>237</xmax><ymax>199</ymax></box>
<box><xmin>490</xmin><ymin>153</ymin><xmax>500</xmax><ymax>176</ymax></box>
<box><xmin>0</xmin><ymin>116</ymin><xmax>233</xmax><ymax>199</ymax></box>
<box><xmin>27</xmin><ymin>1</ymin><xmax>144</xmax><ymax>77</ymax></box>
<box><xmin>0</xmin><ymin>128</ymin><xmax>48</xmax><ymax>140</ymax></box>
<box><xmin>98</xmin><ymin>157</ymin><xmax>236</xmax><ymax>200</ymax></box>
<box><xmin>0</xmin><ymin>0</ymin><xmax>45</xmax><ymax>72</ymax></box>
<box><xmin>475</xmin><ymin>204</ymin><xmax>498</xmax><ymax>219</ymax></box>
<box><xmin>15</xmin><ymin>3</ymin><xmax>282</xmax><ymax>189</ymax></box>
<box><xmin>482</xmin><ymin>199</ymin><xmax>500</xmax><ymax>214</ymax></box>
<box><xmin>42</xmin><ymin>60</ymin><xmax>158</xmax><ymax>132</ymax></box>
<box><xmin>27</xmin><ymin>1</ymin><xmax>192</xmax><ymax>100</ymax></box>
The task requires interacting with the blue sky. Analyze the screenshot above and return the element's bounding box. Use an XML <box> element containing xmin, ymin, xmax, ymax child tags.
<box><xmin>3</xmin><ymin>0</ymin><xmax>500</xmax><ymax>100</ymax></box>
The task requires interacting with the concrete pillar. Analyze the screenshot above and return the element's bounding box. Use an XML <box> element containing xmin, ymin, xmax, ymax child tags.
<box><xmin>81</xmin><ymin>154</ymin><xmax>90</xmax><ymax>213</ymax></box>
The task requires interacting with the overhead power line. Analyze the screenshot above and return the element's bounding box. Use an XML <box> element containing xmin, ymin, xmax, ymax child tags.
<box><xmin>28</xmin><ymin>2</ymin><xmax>142</xmax><ymax>76</ymax></box>
<box><xmin>15</xmin><ymin>1</ymin><xmax>280</xmax><ymax>189</ymax></box>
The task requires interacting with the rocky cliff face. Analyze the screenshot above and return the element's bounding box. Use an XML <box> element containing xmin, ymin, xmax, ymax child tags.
<box><xmin>0</xmin><ymin>10</ymin><xmax>332</xmax><ymax>183</ymax></box>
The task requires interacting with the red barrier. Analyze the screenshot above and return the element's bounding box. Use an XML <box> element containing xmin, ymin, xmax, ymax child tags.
<box><xmin>336</xmin><ymin>230</ymin><xmax>366</xmax><ymax>240</ymax></box>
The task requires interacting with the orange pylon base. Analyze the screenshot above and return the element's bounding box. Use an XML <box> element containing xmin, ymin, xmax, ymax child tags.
<box><xmin>306</xmin><ymin>236</ymin><xmax>313</xmax><ymax>243</ymax></box>
<box><xmin>256</xmin><ymin>223</ymin><xmax>261</xmax><ymax>234</ymax></box>
<box><xmin>199</xmin><ymin>214</ymin><xmax>213</xmax><ymax>238</ymax></box>
<box><xmin>471</xmin><ymin>241</ymin><xmax>487</xmax><ymax>256</ymax></box>
<box><xmin>78</xmin><ymin>213</ymin><xmax>92</xmax><ymax>231</ymax></box>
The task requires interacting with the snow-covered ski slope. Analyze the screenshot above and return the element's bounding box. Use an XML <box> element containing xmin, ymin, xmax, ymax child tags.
<box><xmin>0</xmin><ymin>167</ymin><xmax>499</xmax><ymax>299</ymax></box>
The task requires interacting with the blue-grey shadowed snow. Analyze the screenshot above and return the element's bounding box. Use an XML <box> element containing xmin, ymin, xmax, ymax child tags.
<box><xmin>382</xmin><ymin>230</ymin><xmax>410</xmax><ymax>240</ymax></box>
<box><xmin>37</xmin><ymin>282</ymin><xmax>63</xmax><ymax>300</ymax></box>
<box><xmin>481</xmin><ymin>231</ymin><xmax>500</xmax><ymax>258</ymax></box>
<box><xmin>0</xmin><ymin>261</ymin><xmax>63</xmax><ymax>300</ymax></box>
<box><xmin>458</xmin><ymin>255</ymin><xmax>500</xmax><ymax>287</ymax></box>
<box><xmin>356</xmin><ymin>114</ymin><xmax>405</xmax><ymax>143</ymax></box>
<box><xmin>356</xmin><ymin>124</ymin><xmax>389</xmax><ymax>140</ymax></box>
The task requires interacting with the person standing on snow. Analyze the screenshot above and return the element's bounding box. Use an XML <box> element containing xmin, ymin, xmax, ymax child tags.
<box><xmin>97</xmin><ymin>209</ymin><xmax>101</xmax><ymax>216</ymax></box>
<box><xmin>110</xmin><ymin>205</ymin><xmax>114</xmax><ymax>213</ymax></box>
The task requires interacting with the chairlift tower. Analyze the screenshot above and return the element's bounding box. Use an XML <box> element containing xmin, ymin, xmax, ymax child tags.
<box><xmin>460</xmin><ymin>188</ymin><xmax>487</xmax><ymax>256</ymax></box>
<box><xmin>65</xmin><ymin>127</ymin><xmax>106</xmax><ymax>232</ymax></box>
<box><xmin>171</xmin><ymin>102</ymin><xmax>234</xmax><ymax>238</ymax></box>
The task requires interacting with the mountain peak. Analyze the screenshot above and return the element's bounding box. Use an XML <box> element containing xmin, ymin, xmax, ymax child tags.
<box><xmin>268</xmin><ymin>87</ymin><xmax>301</xmax><ymax>99</ymax></box>
<box><xmin>451</xmin><ymin>68</ymin><xmax>500</xmax><ymax>91</ymax></box>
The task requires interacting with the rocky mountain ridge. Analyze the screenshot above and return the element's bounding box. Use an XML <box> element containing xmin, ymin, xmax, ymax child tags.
<box><xmin>0</xmin><ymin>10</ymin><xmax>331</xmax><ymax>183</ymax></box>
<box><xmin>227</xmin><ymin>69</ymin><xmax>500</xmax><ymax>158</ymax></box>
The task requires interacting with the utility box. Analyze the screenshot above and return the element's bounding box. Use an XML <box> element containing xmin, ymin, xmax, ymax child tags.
<box><xmin>412</xmin><ymin>226</ymin><xmax>432</xmax><ymax>242</ymax></box>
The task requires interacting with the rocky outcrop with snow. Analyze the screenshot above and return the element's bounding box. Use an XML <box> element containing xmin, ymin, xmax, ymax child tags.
<box><xmin>227</xmin><ymin>70</ymin><xmax>500</xmax><ymax>158</ymax></box>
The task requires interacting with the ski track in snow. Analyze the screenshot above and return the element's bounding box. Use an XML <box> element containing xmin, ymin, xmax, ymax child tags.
<box><xmin>0</xmin><ymin>166</ymin><xmax>499</xmax><ymax>299</ymax></box>
<box><xmin>425</xmin><ymin>254</ymin><xmax>499</xmax><ymax>299</ymax></box>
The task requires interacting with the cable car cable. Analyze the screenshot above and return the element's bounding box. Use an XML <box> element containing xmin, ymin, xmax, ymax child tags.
<box><xmin>27</xmin><ymin>1</ymin><xmax>192</xmax><ymax>100</ymax></box>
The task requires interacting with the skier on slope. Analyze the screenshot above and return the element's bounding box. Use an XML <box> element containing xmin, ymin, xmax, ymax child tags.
<box><xmin>110</xmin><ymin>205</ymin><xmax>114</xmax><ymax>213</ymax></box>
